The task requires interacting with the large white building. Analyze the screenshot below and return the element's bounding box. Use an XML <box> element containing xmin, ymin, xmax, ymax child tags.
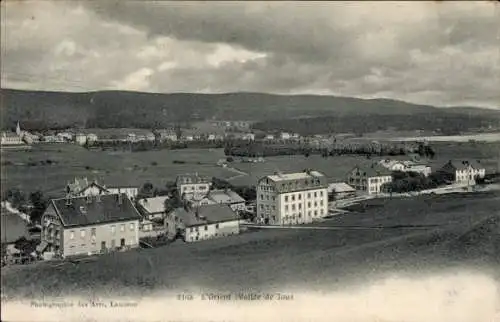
<box><xmin>347</xmin><ymin>165</ymin><xmax>393</xmax><ymax>195</ymax></box>
<box><xmin>256</xmin><ymin>170</ymin><xmax>329</xmax><ymax>225</ymax></box>
<box><xmin>438</xmin><ymin>160</ymin><xmax>486</xmax><ymax>185</ymax></box>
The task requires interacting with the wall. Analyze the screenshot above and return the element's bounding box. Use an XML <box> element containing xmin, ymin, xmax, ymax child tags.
<box><xmin>184</xmin><ymin>220</ymin><xmax>240</xmax><ymax>242</ymax></box>
<box><xmin>62</xmin><ymin>219</ymin><xmax>139</xmax><ymax>257</ymax></box>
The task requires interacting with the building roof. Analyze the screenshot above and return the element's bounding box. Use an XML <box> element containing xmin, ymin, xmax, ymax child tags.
<box><xmin>351</xmin><ymin>164</ymin><xmax>393</xmax><ymax>177</ymax></box>
<box><xmin>260</xmin><ymin>170</ymin><xmax>328</xmax><ymax>193</ymax></box>
<box><xmin>440</xmin><ymin>160</ymin><xmax>485</xmax><ymax>172</ymax></box>
<box><xmin>137</xmin><ymin>196</ymin><xmax>170</xmax><ymax>214</ymax></box>
<box><xmin>207</xmin><ymin>189</ymin><xmax>245</xmax><ymax>204</ymax></box>
<box><xmin>1</xmin><ymin>209</ymin><xmax>29</xmax><ymax>244</ymax></box>
<box><xmin>176</xmin><ymin>173</ymin><xmax>211</xmax><ymax>185</ymax></box>
<box><xmin>328</xmin><ymin>182</ymin><xmax>356</xmax><ymax>193</ymax></box>
<box><xmin>171</xmin><ymin>204</ymin><xmax>238</xmax><ymax>227</ymax></box>
<box><xmin>51</xmin><ymin>194</ymin><xmax>141</xmax><ymax>228</ymax></box>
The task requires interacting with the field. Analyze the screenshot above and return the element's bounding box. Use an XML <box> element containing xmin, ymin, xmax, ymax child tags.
<box><xmin>228</xmin><ymin>141</ymin><xmax>500</xmax><ymax>186</ymax></box>
<box><xmin>1</xmin><ymin>144</ymin><xmax>233</xmax><ymax>196</ymax></box>
<box><xmin>1</xmin><ymin>141</ymin><xmax>499</xmax><ymax>196</ymax></box>
<box><xmin>1</xmin><ymin>191</ymin><xmax>499</xmax><ymax>299</ymax></box>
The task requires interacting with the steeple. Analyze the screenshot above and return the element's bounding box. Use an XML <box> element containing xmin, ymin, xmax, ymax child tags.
<box><xmin>16</xmin><ymin>121</ymin><xmax>21</xmax><ymax>136</ymax></box>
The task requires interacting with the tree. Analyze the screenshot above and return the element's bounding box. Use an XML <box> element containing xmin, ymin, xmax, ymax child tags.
<box><xmin>138</xmin><ymin>182</ymin><xmax>155</xmax><ymax>198</ymax></box>
<box><xmin>29</xmin><ymin>191</ymin><xmax>49</xmax><ymax>224</ymax></box>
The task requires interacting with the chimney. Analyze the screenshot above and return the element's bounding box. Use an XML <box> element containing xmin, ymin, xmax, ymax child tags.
<box><xmin>65</xmin><ymin>194</ymin><xmax>72</xmax><ymax>206</ymax></box>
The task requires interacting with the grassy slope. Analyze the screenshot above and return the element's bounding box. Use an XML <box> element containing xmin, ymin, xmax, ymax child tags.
<box><xmin>1</xmin><ymin>191</ymin><xmax>499</xmax><ymax>299</ymax></box>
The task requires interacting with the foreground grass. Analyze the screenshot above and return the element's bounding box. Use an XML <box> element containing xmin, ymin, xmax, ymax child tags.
<box><xmin>2</xmin><ymin>192</ymin><xmax>499</xmax><ymax>299</ymax></box>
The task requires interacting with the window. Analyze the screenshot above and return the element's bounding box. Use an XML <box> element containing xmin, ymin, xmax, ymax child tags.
<box><xmin>91</xmin><ymin>228</ymin><xmax>96</xmax><ymax>237</ymax></box>
<box><xmin>130</xmin><ymin>223</ymin><xmax>135</xmax><ymax>231</ymax></box>
<box><xmin>308</xmin><ymin>193</ymin><xmax>311</xmax><ymax>199</ymax></box>
<box><xmin>314</xmin><ymin>192</ymin><xmax>317</xmax><ymax>198</ymax></box>
<box><xmin>215</xmin><ymin>224</ymin><xmax>219</xmax><ymax>229</ymax></box>
<box><xmin>111</xmin><ymin>225</ymin><xmax>116</xmax><ymax>234</ymax></box>
<box><xmin>298</xmin><ymin>194</ymin><xmax>301</xmax><ymax>200</ymax></box>
<box><xmin>111</xmin><ymin>239</ymin><xmax>116</xmax><ymax>248</ymax></box>
<box><xmin>320</xmin><ymin>200</ymin><xmax>323</xmax><ymax>206</ymax></box>
<box><xmin>120</xmin><ymin>238</ymin><xmax>125</xmax><ymax>247</ymax></box>
<box><xmin>292</xmin><ymin>195</ymin><xmax>295</xmax><ymax>201</ymax></box>
<box><xmin>285</xmin><ymin>205</ymin><xmax>289</xmax><ymax>212</ymax></box>
<box><xmin>314</xmin><ymin>210</ymin><xmax>318</xmax><ymax>216</ymax></box>
<box><xmin>80</xmin><ymin>229</ymin><xmax>86</xmax><ymax>238</ymax></box>
<box><xmin>308</xmin><ymin>202</ymin><xmax>311</xmax><ymax>208</ymax></box>
<box><xmin>195</xmin><ymin>227</ymin><xmax>199</xmax><ymax>232</ymax></box>
<box><xmin>266</xmin><ymin>195</ymin><xmax>269</xmax><ymax>200</ymax></box>
<box><xmin>308</xmin><ymin>211</ymin><xmax>312</xmax><ymax>217</ymax></box>
<box><xmin>204</xmin><ymin>225</ymin><xmax>208</xmax><ymax>231</ymax></box>
<box><xmin>285</xmin><ymin>196</ymin><xmax>289</xmax><ymax>202</ymax></box>
<box><xmin>321</xmin><ymin>209</ymin><xmax>324</xmax><ymax>215</ymax></box>
<box><xmin>272</xmin><ymin>205</ymin><xmax>275</xmax><ymax>210</ymax></box>
<box><xmin>298</xmin><ymin>204</ymin><xmax>302</xmax><ymax>210</ymax></box>
<box><xmin>320</xmin><ymin>191</ymin><xmax>323</xmax><ymax>197</ymax></box>
<box><xmin>70</xmin><ymin>231</ymin><xmax>75</xmax><ymax>240</ymax></box>
<box><xmin>120</xmin><ymin>224</ymin><xmax>125</xmax><ymax>232</ymax></box>
<box><xmin>292</xmin><ymin>204</ymin><xmax>296</xmax><ymax>211</ymax></box>
<box><xmin>314</xmin><ymin>202</ymin><xmax>317</xmax><ymax>207</ymax></box>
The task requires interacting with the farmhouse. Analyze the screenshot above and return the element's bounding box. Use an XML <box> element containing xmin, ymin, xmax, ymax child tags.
<box><xmin>378</xmin><ymin>159</ymin><xmax>432</xmax><ymax>177</ymax></box>
<box><xmin>437</xmin><ymin>160</ymin><xmax>486</xmax><ymax>184</ymax></box>
<box><xmin>75</xmin><ymin>133</ymin><xmax>87</xmax><ymax>145</ymax></box>
<box><xmin>41</xmin><ymin>193</ymin><xmax>141</xmax><ymax>258</ymax></box>
<box><xmin>327</xmin><ymin>182</ymin><xmax>357</xmax><ymax>200</ymax></box>
<box><xmin>165</xmin><ymin>204</ymin><xmax>240</xmax><ymax>242</ymax></box>
<box><xmin>176</xmin><ymin>173</ymin><xmax>212</xmax><ymax>201</ymax></box>
<box><xmin>66</xmin><ymin>178</ymin><xmax>138</xmax><ymax>201</ymax></box>
<box><xmin>256</xmin><ymin>170</ymin><xmax>329</xmax><ymax>225</ymax></box>
<box><xmin>137</xmin><ymin>196</ymin><xmax>170</xmax><ymax>221</ymax></box>
<box><xmin>189</xmin><ymin>189</ymin><xmax>246</xmax><ymax>213</ymax></box>
<box><xmin>347</xmin><ymin>165</ymin><xmax>393</xmax><ymax>195</ymax></box>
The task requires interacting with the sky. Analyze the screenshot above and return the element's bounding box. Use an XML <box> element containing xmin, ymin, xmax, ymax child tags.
<box><xmin>1</xmin><ymin>1</ymin><xmax>499</xmax><ymax>109</ymax></box>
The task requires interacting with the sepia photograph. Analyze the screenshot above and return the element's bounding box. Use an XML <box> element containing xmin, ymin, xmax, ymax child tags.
<box><xmin>1</xmin><ymin>1</ymin><xmax>499</xmax><ymax>321</ymax></box>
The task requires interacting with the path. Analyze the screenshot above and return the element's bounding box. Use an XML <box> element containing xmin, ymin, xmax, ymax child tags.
<box><xmin>242</xmin><ymin>224</ymin><xmax>439</xmax><ymax>231</ymax></box>
<box><xmin>225</xmin><ymin>166</ymin><xmax>249</xmax><ymax>181</ymax></box>
<box><xmin>1</xmin><ymin>201</ymin><xmax>31</xmax><ymax>223</ymax></box>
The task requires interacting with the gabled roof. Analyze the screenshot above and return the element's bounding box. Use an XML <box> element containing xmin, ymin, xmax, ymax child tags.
<box><xmin>170</xmin><ymin>204</ymin><xmax>238</xmax><ymax>227</ymax></box>
<box><xmin>137</xmin><ymin>196</ymin><xmax>170</xmax><ymax>214</ymax></box>
<box><xmin>51</xmin><ymin>194</ymin><xmax>141</xmax><ymax>228</ymax></box>
<box><xmin>328</xmin><ymin>182</ymin><xmax>356</xmax><ymax>193</ymax></box>
<box><xmin>207</xmin><ymin>189</ymin><xmax>245</xmax><ymax>204</ymax></box>
<box><xmin>440</xmin><ymin>160</ymin><xmax>485</xmax><ymax>172</ymax></box>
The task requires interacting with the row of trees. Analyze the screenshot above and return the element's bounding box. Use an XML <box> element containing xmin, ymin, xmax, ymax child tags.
<box><xmin>224</xmin><ymin>142</ymin><xmax>435</xmax><ymax>159</ymax></box>
<box><xmin>382</xmin><ymin>171</ymin><xmax>450</xmax><ymax>194</ymax></box>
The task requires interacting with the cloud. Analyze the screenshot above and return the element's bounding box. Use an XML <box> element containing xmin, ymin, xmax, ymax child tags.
<box><xmin>1</xmin><ymin>1</ymin><xmax>499</xmax><ymax>109</ymax></box>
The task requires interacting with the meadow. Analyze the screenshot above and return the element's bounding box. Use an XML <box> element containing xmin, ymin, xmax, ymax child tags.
<box><xmin>1</xmin><ymin>144</ymin><xmax>232</xmax><ymax>197</ymax></box>
<box><xmin>1</xmin><ymin>141</ymin><xmax>499</xmax><ymax>197</ymax></box>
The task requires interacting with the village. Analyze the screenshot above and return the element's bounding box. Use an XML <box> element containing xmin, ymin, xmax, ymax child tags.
<box><xmin>1</xmin><ymin>119</ymin><xmax>495</xmax><ymax>266</ymax></box>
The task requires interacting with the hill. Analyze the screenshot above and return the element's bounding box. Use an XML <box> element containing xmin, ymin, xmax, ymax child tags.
<box><xmin>1</xmin><ymin>88</ymin><xmax>499</xmax><ymax>131</ymax></box>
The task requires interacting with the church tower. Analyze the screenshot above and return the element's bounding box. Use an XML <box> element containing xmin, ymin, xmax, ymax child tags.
<box><xmin>15</xmin><ymin>121</ymin><xmax>21</xmax><ymax>136</ymax></box>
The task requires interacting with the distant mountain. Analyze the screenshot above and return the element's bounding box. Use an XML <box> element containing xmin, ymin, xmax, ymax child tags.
<box><xmin>1</xmin><ymin>88</ymin><xmax>498</xmax><ymax>131</ymax></box>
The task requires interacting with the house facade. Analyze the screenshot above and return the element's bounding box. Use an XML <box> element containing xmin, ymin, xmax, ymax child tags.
<box><xmin>256</xmin><ymin>170</ymin><xmax>329</xmax><ymax>225</ymax></box>
<box><xmin>165</xmin><ymin>204</ymin><xmax>240</xmax><ymax>242</ymax></box>
<box><xmin>438</xmin><ymin>160</ymin><xmax>486</xmax><ymax>184</ymax></box>
<box><xmin>176</xmin><ymin>174</ymin><xmax>211</xmax><ymax>201</ymax></box>
<box><xmin>347</xmin><ymin>165</ymin><xmax>393</xmax><ymax>195</ymax></box>
<box><xmin>41</xmin><ymin>193</ymin><xmax>141</xmax><ymax>258</ymax></box>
